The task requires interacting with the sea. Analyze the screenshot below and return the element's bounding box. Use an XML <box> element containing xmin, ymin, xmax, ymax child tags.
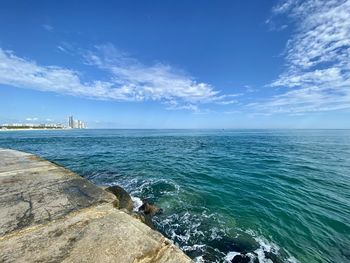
<box><xmin>0</xmin><ymin>129</ymin><xmax>349</xmax><ymax>263</ymax></box>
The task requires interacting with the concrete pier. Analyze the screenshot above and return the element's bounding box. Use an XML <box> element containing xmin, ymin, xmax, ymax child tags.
<box><xmin>0</xmin><ymin>148</ymin><xmax>192</xmax><ymax>263</ymax></box>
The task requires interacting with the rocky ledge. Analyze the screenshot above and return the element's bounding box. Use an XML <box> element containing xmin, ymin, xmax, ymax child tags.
<box><xmin>0</xmin><ymin>148</ymin><xmax>192</xmax><ymax>263</ymax></box>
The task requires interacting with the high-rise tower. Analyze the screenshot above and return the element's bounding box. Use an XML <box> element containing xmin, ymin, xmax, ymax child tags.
<box><xmin>68</xmin><ymin>116</ymin><xmax>73</xmax><ymax>128</ymax></box>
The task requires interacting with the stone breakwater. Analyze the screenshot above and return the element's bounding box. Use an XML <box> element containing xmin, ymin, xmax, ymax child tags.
<box><xmin>0</xmin><ymin>148</ymin><xmax>192</xmax><ymax>263</ymax></box>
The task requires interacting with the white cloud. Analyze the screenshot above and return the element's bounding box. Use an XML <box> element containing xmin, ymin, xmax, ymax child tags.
<box><xmin>25</xmin><ymin>117</ymin><xmax>38</xmax><ymax>121</ymax></box>
<box><xmin>215</xmin><ymin>99</ymin><xmax>238</xmax><ymax>105</ymax></box>
<box><xmin>272</xmin><ymin>0</ymin><xmax>295</xmax><ymax>14</ymax></box>
<box><xmin>245</xmin><ymin>85</ymin><xmax>257</xmax><ymax>93</ymax></box>
<box><xmin>0</xmin><ymin>48</ymin><xmax>106</xmax><ymax>99</ymax></box>
<box><xmin>260</xmin><ymin>0</ymin><xmax>350</xmax><ymax>114</ymax></box>
<box><xmin>57</xmin><ymin>46</ymin><xmax>67</xmax><ymax>53</ymax></box>
<box><xmin>0</xmin><ymin>45</ymin><xmax>236</xmax><ymax>111</ymax></box>
<box><xmin>270</xmin><ymin>67</ymin><xmax>347</xmax><ymax>88</ymax></box>
<box><xmin>56</xmin><ymin>42</ymin><xmax>74</xmax><ymax>54</ymax></box>
<box><xmin>83</xmin><ymin>44</ymin><xmax>238</xmax><ymax>106</ymax></box>
<box><xmin>42</xmin><ymin>24</ymin><xmax>53</xmax><ymax>31</ymax></box>
<box><xmin>165</xmin><ymin>100</ymin><xmax>200</xmax><ymax>112</ymax></box>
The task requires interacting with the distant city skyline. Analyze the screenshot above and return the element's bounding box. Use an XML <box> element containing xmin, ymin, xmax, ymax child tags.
<box><xmin>1</xmin><ymin>115</ymin><xmax>86</xmax><ymax>129</ymax></box>
<box><xmin>0</xmin><ymin>1</ymin><xmax>349</xmax><ymax>128</ymax></box>
<box><xmin>68</xmin><ymin>116</ymin><xmax>86</xmax><ymax>129</ymax></box>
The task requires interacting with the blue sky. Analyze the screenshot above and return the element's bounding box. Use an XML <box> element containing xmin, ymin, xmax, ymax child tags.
<box><xmin>0</xmin><ymin>0</ymin><xmax>349</xmax><ymax>128</ymax></box>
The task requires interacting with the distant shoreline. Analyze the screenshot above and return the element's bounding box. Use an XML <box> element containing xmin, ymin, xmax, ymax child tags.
<box><xmin>0</xmin><ymin>128</ymin><xmax>70</xmax><ymax>131</ymax></box>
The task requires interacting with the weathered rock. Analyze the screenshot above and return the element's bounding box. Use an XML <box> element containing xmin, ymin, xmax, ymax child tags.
<box><xmin>0</xmin><ymin>148</ymin><xmax>192</xmax><ymax>263</ymax></box>
<box><xmin>105</xmin><ymin>185</ymin><xmax>134</xmax><ymax>212</ymax></box>
<box><xmin>0</xmin><ymin>203</ymin><xmax>192</xmax><ymax>263</ymax></box>
<box><xmin>132</xmin><ymin>212</ymin><xmax>156</xmax><ymax>229</ymax></box>
<box><xmin>139</xmin><ymin>200</ymin><xmax>162</xmax><ymax>216</ymax></box>
<box><xmin>207</xmin><ymin>234</ymin><xmax>259</xmax><ymax>255</ymax></box>
<box><xmin>231</xmin><ymin>254</ymin><xmax>250</xmax><ymax>263</ymax></box>
<box><xmin>264</xmin><ymin>251</ymin><xmax>284</xmax><ymax>263</ymax></box>
<box><xmin>0</xmin><ymin>149</ymin><xmax>115</xmax><ymax>236</ymax></box>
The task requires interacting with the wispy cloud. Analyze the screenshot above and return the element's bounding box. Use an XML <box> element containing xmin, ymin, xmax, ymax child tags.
<box><xmin>42</xmin><ymin>24</ymin><xmax>53</xmax><ymax>31</ymax></box>
<box><xmin>25</xmin><ymin>117</ymin><xmax>38</xmax><ymax>121</ymax></box>
<box><xmin>56</xmin><ymin>42</ymin><xmax>75</xmax><ymax>54</ymax></box>
<box><xmin>0</xmin><ymin>48</ymin><xmax>105</xmax><ymax>98</ymax></box>
<box><xmin>57</xmin><ymin>45</ymin><xmax>67</xmax><ymax>53</ymax></box>
<box><xmin>164</xmin><ymin>100</ymin><xmax>200</xmax><ymax>112</ymax></box>
<box><xmin>83</xmin><ymin>44</ymin><xmax>239</xmax><ymax>106</ymax></box>
<box><xmin>258</xmin><ymin>0</ymin><xmax>350</xmax><ymax>114</ymax></box>
<box><xmin>0</xmin><ymin>45</ymin><xmax>236</xmax><ymax>111</ymax></box>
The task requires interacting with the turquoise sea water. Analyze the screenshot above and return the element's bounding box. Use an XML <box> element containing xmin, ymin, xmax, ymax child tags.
<box><xmin>0</xmin><ymin>129</ymin><xmax>349</xmax><ymax>263</ymax></box>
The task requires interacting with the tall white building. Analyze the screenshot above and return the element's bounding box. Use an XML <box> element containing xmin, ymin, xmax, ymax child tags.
<box><xmin>68</xmin><ymin>116</ymin><xmax>86</xmax><ymax>129</ymax></box>
<box><xmin>68</xmin><ymin>116</ymin><xmax>74</xmax><ymax>128</ymax></box>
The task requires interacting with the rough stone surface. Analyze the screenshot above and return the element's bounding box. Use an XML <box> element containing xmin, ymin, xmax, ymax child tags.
<box><xmin>139</xmin><ymin>201</ymin><xmax>161</xmax><ymax>216</ymax></box>
<box><xmin>105</xmin><ymin>185</ymin><xmax>134</xmax><ymax>212</ymax></box>
<box><xmin>132</xmin><ymin>212</ymin><xmax>156</xmax><ymax>229</ymax></box>
<box><xmin>0</xmin><ymin>148</ymin><xmax>192</xmax><ymax>263</ymax></box>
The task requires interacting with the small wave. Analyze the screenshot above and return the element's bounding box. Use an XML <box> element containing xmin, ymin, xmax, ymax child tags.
<box><xmin>155</xmin><ymin>207</ymin><xmax>298</xmax><ymax>263</ymax></box>
<box><xmin>224</xmin><ymin>252</ymin><xmax>240</xmax><ymax>262</ymax></box>
<box><xmin>97</xmin><ymin>176</ymin><xmax>298</xmax><ymax>263</ymax></box>
<box><xmin>195</xmin><ymin>255</ymin><xmax>206</xmax><ymax>263</ymax></box>
<box><xmin>224</xmin><ymin>232</ymin><xmax>299</xmax><ymax>263</ymax></box>
<box><xmin>114</xmin><ymin>177</ymin><xmax>181</xmax><ymax>201</ymax></box>
<box><xmin>131</xmin><ymin>196</ymin><xmax>143</xmax><ymax>211</ymax></box>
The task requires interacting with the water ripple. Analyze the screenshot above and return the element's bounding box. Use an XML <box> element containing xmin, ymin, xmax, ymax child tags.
<box><xmin>1</xmin><ymin>129</ymin><xmax>350</xmax><ymax>263</ymax></box>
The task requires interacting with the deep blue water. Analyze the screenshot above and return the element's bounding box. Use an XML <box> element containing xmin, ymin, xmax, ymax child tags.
<box><xmin>0</xmin><ymin>129</ymin><xmax>349</xmax><ymax>263</ymax></box>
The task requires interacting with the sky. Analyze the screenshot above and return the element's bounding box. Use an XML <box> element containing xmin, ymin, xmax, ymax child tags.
<box><xmin>0</xmin><ymin>0</ymin><xmax>349</xmax><ymax>128</ymax></box>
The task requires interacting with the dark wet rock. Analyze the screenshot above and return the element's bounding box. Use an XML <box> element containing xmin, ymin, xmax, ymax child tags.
<box><xmin>132</xmin><ymin>212</ymin><xmax>155</xmax><ymax>229</ymax></box>
<box><xmin>201</xmin><ymin>246</ymin><xmax>221</xmax><ymax>262</ymax></box>
<box><xmin>207</xmin><ymin>233</ymin><xmax>259</xmax><ymax>255</ymax></box>
<box><xmin>183</xmin><ymin>245</ymin><xmax>206</xmax><ymax>259</ymax></box>
<box><xmin>105</xmin><ymin>185</ymin><xmax>133</xmax><ymax>212</ymax></box>
<box><xmin>131</xmin><ymin>200</ymin><xmax>163</xmax><ymax>229</ymax></box>
<box><xmin>231</xmin><ymin>254</ymin><xmax>250</xmax><ymax>263</ymax></box>
<box><xmin>139</xmin><ymin>200</ymin><xmax>162</xmax><ymax>216</ymax></box>
<box><xmin>264</xmin><ymin>251</ymin><xmax>284</xmax><ymax>263</ymax></box>
<box><xmin>232</xmin><ymin>232</ymin><xmax>260</xmax><ymax>253</ymax></box>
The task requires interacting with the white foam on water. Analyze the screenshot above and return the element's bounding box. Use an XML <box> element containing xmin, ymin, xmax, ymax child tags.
<box><xmin>131</xmin><ymin>196</ymin><xmax>143</xmax><ymax>211</ymax></box>
<box><xmin>223</xmin><ymin>231</ymin><xmax>299</xmax><ymax>263</ymax></box>
<box><xmin>182</xmin><ymin>244</ymin><xmax>206</xmax><ymax>251</ymax></box>
<box><xmin>161</xmin><ymin>211</ymin><xmax>208</xmax><ymax>245</ymax></box>
<box><xmin>123</xmin><ymin>179</ymin><xmax>299</xmax><ymax>263</ymax></box>
<box><xmin>224</xmin><ymin>251</ymin><xmax>240</xmax><ymax>262</ymax></box>
<box><xmin>287</xmin><ymin>256</ymin><xmax>299</xmax><ymax>263</ymax></box>
<box><xmin>194</xmin><ymin>256</ymin><xmax>205</xmax><ymax>263</ymax></box>
<box><xmin>123</xmin><ymin>177</ymin><xmax>181</xmax><ymax>198</ymax></box>
<box><xmin>253</xmin><ymin>235</ymin><xmax>278</xmax><ymax>263</ymax></box>
<box><xmin>209</xmin><ymin>227</ymin><xmax>223</xmax><ymax>240</ymax></box>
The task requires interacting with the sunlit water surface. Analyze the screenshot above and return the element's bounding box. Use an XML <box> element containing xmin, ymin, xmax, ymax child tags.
<box><xmin>1</xmin><ymin>129</ymin><xmax>349</xmax><ymax>263</ymax></box>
